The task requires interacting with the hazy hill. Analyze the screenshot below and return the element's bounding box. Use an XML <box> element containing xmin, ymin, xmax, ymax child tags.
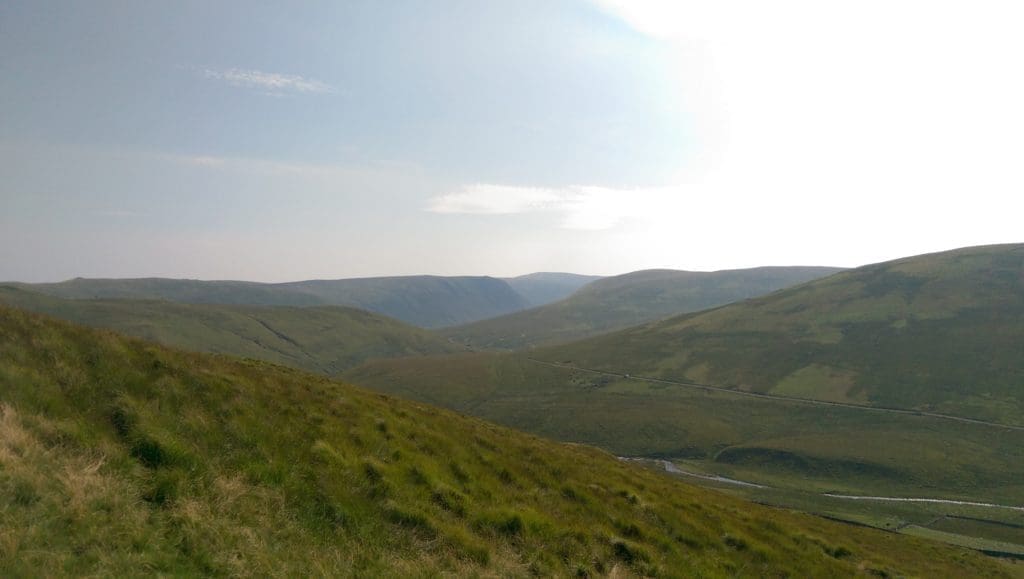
<box><xmin>15</xmin><ymin>275</ymin><xmax>532</xmax><ymax>328</ymax></box>
<box><xmin>543</xmin><ymin>244</ymin><xmax>1024</xmax><ymax>424</ymax></box>
<box><xmin>445</xmin><ymin>266</ymin><xmax>844</xmax><ymax>350</ymax></box>
<box><xmin>0</xmin><ymin>286</ymin><xmax>458</xmax><ymax>374</ymax></box>
<box><xmin>502</xmin><ymin>272</ymin><xmax>603</xmax><ymax>306</ymax></box>
<box><xmin>1</xmin><ymin>307</ymin><xmax>1006</xmax><ymax>576</ymax></box>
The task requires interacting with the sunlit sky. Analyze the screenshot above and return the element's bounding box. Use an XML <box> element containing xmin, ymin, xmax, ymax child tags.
<box><xmin>2</xmin><ymin>1</ymin><xmax>1022</xmax><ymax>282</ymax></box>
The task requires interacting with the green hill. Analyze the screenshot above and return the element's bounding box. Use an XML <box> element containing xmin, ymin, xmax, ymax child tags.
<box><xmin>346</xmin><ymin>351</ymin><xmax>1024</xmax><ymax>500</ymax></box>
<box><xmin>14</xmin><ymin>274</ymin><xmax>532</xmax><ymax>328</ymax></box>
<box><xmin>542</xmin><ymin>243</ymin><xmax>1024</xmax><ymax>424</ymax></box>
<box><xmin>0</xmin><ymin>286</ymin><xmax>458</xmax><ymax>374</ymax></box>
<box><xmin>345</xmin><ymin>245</ymin><xmax>1024</xmax><ymax>553</ymax></box>
<box><xmin>444</xmin><ymin>266</ymin><xmax>843</xmax><ymax>350</ymax></box>
<box><xmin>502</xmin><ymin>272</ymin><xmax>603</xmax><ymax>306</ymax></box>
<box><xmin>2</xmin><ymin>307</ymin><xmax>1011</xmax><ymax>576</ymax></box>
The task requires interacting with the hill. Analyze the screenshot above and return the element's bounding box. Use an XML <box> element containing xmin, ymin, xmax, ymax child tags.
<box><xmin>1</xmin><ymin>307</ymin><xmax>1010</xmax><ymax>576</ymax></box>
<box><xmin>0</xmin><ymin>286</ymin><xmax>458</xmax><ymax>374</ymax></box>
<box><xmin>15</xmin><ymin>275</ymin><xmax>531</xmax><ymax>328</ymax></box>
<box><xmin>502</xmin><ymin>272</ymin><xmax>603</xmax><ymax>306</ymax></box>
<box><xmin>345</xmin><ymin>245</ymin><xmax>1024</xmax><ymax>553</ymax></box>
<box><xmin>444</xmin><ymin>266</ymin><xmax>843</xmax><ymax>350</ymax></box>
<box><xmin>542</xmin><ymin>243</ymin><xmax>1024</xmax><ymax>424</ymax></box>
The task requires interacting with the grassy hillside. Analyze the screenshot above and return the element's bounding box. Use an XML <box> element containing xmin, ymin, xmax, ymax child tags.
<box><xmin>346</xmin><ymin>245</ymin><xmax>1024</xmax><ymax>553</ymax></box>
<box><xmin>0</xmin><ymin>286</ymin><xmax>458</xmax><ymax>374</ymax></box>
<box><xmin>503</xmin><ymin>272</ymin><xmax>603</xmax><ymax>306</ymax></box>
<box><xmin>444</xmin><ymin>266</ymin><xmax>843</xmax><ymax>350</ymax></box>
<box><xmin>346</xmin><ymin>351</ymin><xmax>1024</xmax><ymax>556</ymax></box>
<box><xmin>346</xmin><ymin>352</ymin><xmax>1024</xmax><ymax>500</ymax></box>
<box><xmin>542</xmin><ymin>244</ymin><xmax>1024</xmax><ymax>424</ymax></box>
<box><xmin>15</xmin><ymin>274</ymin><xmax>531</xmax><ymax>328</ymax></box>
<box><xmin>2</xmin><ymin>308</ymin><xmax>1012</xmax><ymax>576</ymax></box>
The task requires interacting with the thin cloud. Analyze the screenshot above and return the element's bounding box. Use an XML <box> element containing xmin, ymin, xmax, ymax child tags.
<box><xmin>427</xmin><ymin>185</ymin><xmax>572</xmax><ymax>215</ymax></box>
<box><xmin>427</xmin><ymin>184</ymin><xmax>684</xmax><ymax>231</ymax></box>
<box><xmin>202</xmin><ymin>68</ymin><xmax>333</xmax><ymax>94</ymax></box>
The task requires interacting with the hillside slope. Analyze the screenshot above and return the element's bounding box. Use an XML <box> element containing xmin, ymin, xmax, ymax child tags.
<box><xmin>0</xmin><ymin>286</ymin><xmax>458</xmax><ymax>374</ymax></box>
<box><xmin>14</xmin><ymin>275</ymin><xmax>531</xmax><ymax>328</ymax></box>
<box><xmin>1</xmin><ymin>307</ymin><xmax>1010</xmax><ymax>576</ymax></box>
<box><xmin>445</xmin><ymin>266</ymin><xmax>843</xmax><ymax>350</ymax></box>
<box><xmin>543</xmin><ymin>244</ymin><xmax>1024</xmax><ymax>424</ymax></box>
<box><xmin>503</xmin><ymin>272</ymin><xmax>603</xmax><ymax>306</ymax></box>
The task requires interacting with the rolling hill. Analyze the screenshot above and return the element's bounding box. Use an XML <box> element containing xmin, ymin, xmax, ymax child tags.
<box><xmin>502</xmin><ymin>272</ymin><xmax>603</xmax><ymax>306</ymax></box>
<box><xmin>0</xmin><ymin>286</ymin><xmax>458</xmax><ymax>374</ymax></box>
<box><xmin>1</xmin><ymin>306</ymin><xmax>1009</xmax><ymax>576</ymax></box>
<box><xmin>13</xmin><ymin>274</ymin><xmax>532</xmax><ymax>328</ymax></box>
<box><xmin>542</xmin><ymin>243</ymin><xmax>1024</xmax><ymax>424</ymax></box>
<box><xmin>444</xmin><ymin>266</ymin><xmax>844</xmax><ymax>350</ymax></box>
<box><xmin>345</xmin><ymin>244</ymin><xmax>1024</xmax><ymax>551</ymax></box>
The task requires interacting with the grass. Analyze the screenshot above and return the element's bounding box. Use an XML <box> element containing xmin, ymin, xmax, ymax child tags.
<box><xmin>660</xmin><ymin>458</ymin><xmax>1024</xmax><ymax>550</ymax></box>
<box><xmin>0</xmin><ymin>305</ymin><xmax>1017</xmax><ymax>577</ymax></box>
<box><xmin>346</xmin><ymin>353</ymin><xmax>1024</xmax><ymax>504</ymax></box>
<box><xmin>443</xmin><ymin>266</ymin><xmax>842</xmax><ymax>350</ymax></box>
<box><xmin>539</xmin><ymin>243</ymin><xmax>1024</xmax><ymax>424</ymax></box>
<box><xmin>0</xmin><ymin>285</ymin><xmax>459</xmax><ymax>374</ymax></box>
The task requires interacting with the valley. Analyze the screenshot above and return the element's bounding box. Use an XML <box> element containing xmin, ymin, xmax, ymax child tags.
<box><xmin>4</xmin><ymin>305</ymin><xmax>1011</xmax><ymax>576</ymax></box>
<box><xmin>4</xmin><ymin>243</ymin><xmax>1024</xmax><ymax>573</ymax></box>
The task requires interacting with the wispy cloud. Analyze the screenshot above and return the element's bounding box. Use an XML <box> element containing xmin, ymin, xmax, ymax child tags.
<box><xmin>427</xmin><ymin>184</ymin><xmax>571</xmax><ymax>215</ymax></box>
<box><xmin>202</xmin><ymin>68</ymin><xmax>333</xmax><ymax>94</ymax></box>
<box><xmin>427</xmin><ymin>184</ymin><xmax>685</xmax><ymax>231</ymax></box>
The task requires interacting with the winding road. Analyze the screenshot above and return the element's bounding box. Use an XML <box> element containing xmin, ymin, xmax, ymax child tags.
<box><xmin>626</xmin><ymin>458</ymin><xmax>1024</xmax><ymax>513</ymax></box>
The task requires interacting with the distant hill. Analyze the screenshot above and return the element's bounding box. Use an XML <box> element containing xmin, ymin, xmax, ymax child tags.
<box><xmin>1</xmin><ymin>307</ymin><xmax>1002</xmax><ymax>576</ymax></box>
<box><xmin>346</xmin><ymin>245</ymin><xmax>1024</xmax><ymax>519</ymax></box>
<box><xmin>543</xmin><ymin>243</ymin><xmax>1024</xmax><ymax>424</ymax></box>
<box><xmin>444</xmin><ymin>266</ymin><xmax>844</xmax><ymax>350</ymax></box>
<box><xmin>502</xmin><ymin>272</ymin><xmax>602</xmax><ymax>306</ymax></box>
<box><xmin>13</xmin><ymin>275</ymin><xmax>532</xmax><ymax>328</ymax></box>
<box><xmin>0</xmin><ymin>286</ymin><xmax>458</xmax><ymax>374</ymax></box>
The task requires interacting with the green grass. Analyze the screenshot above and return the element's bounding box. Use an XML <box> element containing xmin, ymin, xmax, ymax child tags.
<box><xmin>3</xmin><ymin>307</ymin><xmax>1015</xmax><ymax>576</ymax></box>
<box><xmin>443</xmin><ymin>266</ymin><xmax>842</xmax><ymax>350</ymax></box>
<box><xmin>902</xmin><ymin>527</ymin><xmax>1024</xmax><ymax>558</ymax></box>
<box><xmin>0</xmin><ymin>286</ymin><xmax>459</xmax><ymax>374</ymax></box>
<box><xmin>540</xmin><ymin>243</ymin><xmax>1024</xmax><ymax>424</ymax></box>
<box><xmin>346</xmin><ymin>353</ymin><xmax>1024</xmax><ymax>504</ymax></box>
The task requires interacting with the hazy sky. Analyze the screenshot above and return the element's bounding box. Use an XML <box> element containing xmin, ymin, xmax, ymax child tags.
<box><xmin>2</xmin><ymin>1</ymin><xmax>1022</xmax><ymax>282</ymax></box>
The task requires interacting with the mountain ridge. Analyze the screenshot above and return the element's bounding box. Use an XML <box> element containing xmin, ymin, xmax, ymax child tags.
<box><xmin>444</xmin><ymin>265</ymin><xmax>844</xmax><ymax>349</ymax></box>
<box><xmin>9</xmin><ymin>274</ymin><xmax>532</xmax><ymax>328</ymax></box>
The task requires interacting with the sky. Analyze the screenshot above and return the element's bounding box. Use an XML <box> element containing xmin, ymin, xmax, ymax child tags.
<box><xmin>2</xmin><ymin>0</ymin><xmax>1022</xmax><ymax>282</ymax></box>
